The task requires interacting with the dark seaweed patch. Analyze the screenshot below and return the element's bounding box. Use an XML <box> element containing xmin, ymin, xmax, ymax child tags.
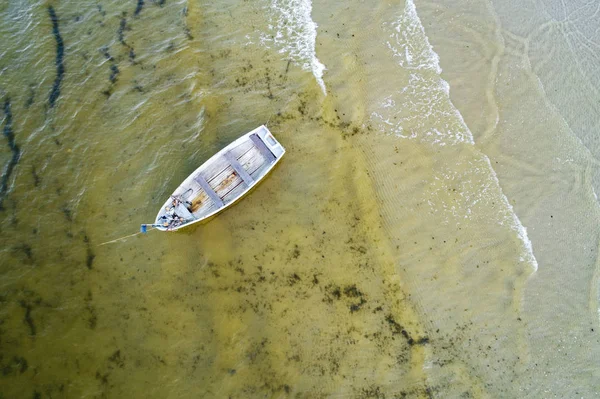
<box><xmin>1</xmin><ymin>356</ymin><xmax>28</xmax><ymax>376</ymax></box>
<box><xmin>247</xmin><ymin>338</ymin><xmax>268</xmax><ymax>363</ymax></box>
<box><xmin>291</xmin><ymin>244</ymin><xmax>300</xmax><ymax>259</ymax></box>
<box><xmin>360</xmin><ymin>385</ymin><xmax>384</xmax><ymax>398</ymax></box>
<box><xmin>85</xmin><ymin>290</ymin><xmax>97</xmax><ymax>329</ymax></box>
<box><xmin>132</xmin><ymin>82</ymin><xmax>144</xmax><ymax>93</ymax></box>
<box><xmin>86</xmin><ymin>247</ymin><xmax>96</xmax><ymax>269</ymax></box>
<box><xmin>101</xmin><ymin>48</ymin><xmax>112</xmax><ymax>60</ymax></box>
<box><xmin>344</xmin><ymin>285</ymin><xmax>366</xmax><ymax>313</ymax></box>
<box><xmin>19</xmin><ymin>301</ymin><xmax>36</xmax><ymax>336</ymax></box>
<box><xmin>14</xmin><ymin>243</ymin><xmax>33</xmax><ymax>262</ymax></box>
<box><xmin>100</xmin><ymin>48</ymin><xmax>119</xmax><ymax>95</ymax></box>
<box><xmin>134</xmin><ymin>0</ymin><xmax>144</xmax><ymax>16</ymax></box>
<box><xmin>180</xmin><ymin>5</ymin><xmax>193</xmax><ymax>38</ymax></box>
<box><xmin>108</xmin><ymin>349</ymin><xmax>124</xmax><ymax>368</ymax></box>
<box><xmin>118</xmin><ymin>14</ymin><xmax>128</xmax><ymax>45</ymax></box>
<box><xmin>62</xmin><ymin>206</ymin><xmax>72</xmax><ymax>222</ymax></box>
<box><xmin>31</xmin><ymin>166</ymin><xmax>40</xmax><ymax>187</ymax></box>
<box><xmin>118</xmin><ymin>14</ymin><xmax>136</xmax><ymax>62</ymax></box>
<box><xmin>109</xmin><ymin>64</ymin><xmax>119</xmax><ymax>84</ymax></box>
<box><xmin>83</xmin><ymin>234</ymin><xmax>96</xmax><ymax>269</ymax></box>
<box><xmin>385</xmin><ymin>314</ymin><xmax>428</xmax><ymax>346</ymax></box>
<box><xmin>287</xmin><ymin>273</ymin><xmax>301</xmax><ymax>286</ymax></box>
<box><xmin>349</xmin><ymin>299</ymin><xmax>366</xmax><ymax>313</ymax></box>
<box><xmin>25</xmin><ymin>85</ymin><xmax>35</xmax><ymax>108</ymax></box>
<box><xmin>95</xmin><ymin>371</ymin><xmax>109</xmax><ymax>385</ymax></box>
<box><xmin>0</xmin><ymin>99</ymin><xmax>21</xmax><ymax>210</ymax></box>
<box><xmin>323</xmin><ymin>284</ymin><xmax>342</xmax><ymax>303</ymax></box>
<box><xmin>48</xmin><ymin>6</ymin><xmax>65</xmax><ymax>108</ymax></box>
<box><xmin>343</xmin><ymin>284</ymin><xmax>362</xmax><ymax>298</ymax></box>
<box><xmin>312</xmin><ymin>274</ymin><xmax>320</xmax><ymax>285</ymax></box>
<box><xmin>96</xmin><ymin>4</ymin><xmax>106</xmax><ymax>17</ymax></box>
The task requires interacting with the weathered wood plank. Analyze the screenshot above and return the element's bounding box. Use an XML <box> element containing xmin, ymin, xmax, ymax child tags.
<box><xmin>229</xmin><ymin>139</ymin><xmax>254</xmax><ymax>159</ymax></box>
<box><xmin>183</xmin><ymin>143</ymin><xmax>271</xmax><ymax>216</ymax></box>
<box><xmin>240</xmin><ymin>149</ymin><xmax>267</xmax><ymax>175</ymax></box>
<box><xmin>250</xmin><ymin>134</ymin><xmax>276</xmax><ymax>163</ymax></box>
<box><xmin>194</xmin><ymin>174</ymin><xmax>224</xmax><ymax>207</ymax></box>
<box><xmin>224</xmin><ymin>151</ymin><xmax>254</xmax><ymax>184</ymax></box>
<box><xmin>250</xmin><ymin>161</ymin><xmax>273</xmax><ymax>181</ymax></box>
<box><xmin>193</xmin><ymin>201</ymin><xmax>217</xmax><ymax>218</ymax></box>
<box><xmin>208</xmin><ymin>147</ymin><xmax>259</xmax><ymax>188</ymax></box>
<box><xmin>212</xmin><ymin>167</ymin><xmax>244</xmax><ymax>198</ymax></box>
<box><xmin>217</xmin><ymin>151</ymin><xmax>269</xmax><ymax>202</ymax></box>
<box><xmin>200</xmin><ymin>155</ymin><xmax>230</xmax><ymax>183</ymax></box>
<box><xmin>238</xmin><ymin>146</ymin><xmax>258</xmax><ymax>164</ymax></box>
<box><xmin>187</xmin><ymin>180</ymin><xmax>208</xmax><ymax>212</ymax></box>
<box><xmin>222</xmin><ymin>180</ymin><xmax>251</xmax><ymax>204</ymax></box>
<box><xmin>220</xmin><ymin>179</ymin><xmax>245</xmax><ymax>199</ymax></box>
<box><xmin>200</xmin><ymin>139</ymin><xmax>254</xmax><ymax>182</ymax></box>
<box><xmin>189</xmin><ymin>191</ymin><xmax>208</xmax><ymax>213</ymax></box>
<box><xmin>210</xmin><ymin>166</ymin><xmax>237</xmax><ymax>191</ymax></box>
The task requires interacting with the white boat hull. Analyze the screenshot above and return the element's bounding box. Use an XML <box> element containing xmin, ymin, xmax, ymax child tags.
<box><xmin>153</xmin><ymin>125</ymin><xmax>285</xmax><ymax>231</ymax></box>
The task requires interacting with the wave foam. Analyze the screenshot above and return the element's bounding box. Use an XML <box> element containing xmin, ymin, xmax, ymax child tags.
<box><xmin>261</xmin><ymin>0</ymin><xmax>327</xmax><ymax>95</ymax></box>
<box><xmin>372</xmin><ymin>0</ymin><xmax>538</xmax><ymax>272</ymax></box>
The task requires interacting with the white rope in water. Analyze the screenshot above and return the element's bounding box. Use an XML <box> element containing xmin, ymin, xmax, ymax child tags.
<box><xmin>98</xmin><ymin>230</ymin><xmax>148</xmax><ymax>246</ymax></box>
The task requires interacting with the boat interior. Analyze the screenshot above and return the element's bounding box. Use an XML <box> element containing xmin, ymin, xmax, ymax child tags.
<box><xmin>158</xmin><ymin>133</ymin><xmax>277</xmax><ymax>223</ymax></box>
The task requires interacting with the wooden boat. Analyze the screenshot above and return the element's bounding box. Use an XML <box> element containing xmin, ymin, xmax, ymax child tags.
<box><xmin>143</xmin><ymin>125</ymin><xmax>285</xmax><ymax>232</ymax></box>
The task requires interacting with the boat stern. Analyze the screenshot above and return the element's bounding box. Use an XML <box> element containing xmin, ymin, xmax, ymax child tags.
<box><xmin>256</xmin><ymin>125</ymin><xmax>285</xmax><ymax>159</ymax></box>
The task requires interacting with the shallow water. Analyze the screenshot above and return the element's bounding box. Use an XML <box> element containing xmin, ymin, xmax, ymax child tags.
<box><xmin>0</xmin><ymin>0</ymin><xmax>598</xmax><ymax>397</ymax></box>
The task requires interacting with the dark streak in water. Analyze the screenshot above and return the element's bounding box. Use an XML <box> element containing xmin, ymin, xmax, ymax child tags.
<box><xmin>117</xmin><ymin>14</ymin><xmax>137</xmax><ymax>62</ymax></box>
<box><xmin>109</xmin><ymin>65</ymin><xmax>120</xmax><ymax>84</ymax></box>
<box><xmin>133</xmin><ymin>82</ymin><xmax>145</xmax><ymax>93</ymax></box>
<box><xmin>118</xmin><ymin>15</ymin><xmax>128</xmax><ymax>45</ymax></box>
<box><xmin>15</xmin><ymin>243</ymin><xmax>33</xmax><ymax>262</ymax></box>
<box><xmin>134</xmin><ymin>0</ymin><xmax>144</xmax><ymax>16</ymax></box>
<box><xmin>100</xmin><ymin>48</ymin><xmax>120</xmax><ymax>93</ymax></box>
<box><xmin>97</xmin><ymin>4</ymin><xmax>106</xmax><ymax>17</ymax></box>
<box><xmin>19</xmin><ymin>301</ymin><xmax>36</xmax><ymax>336</ymax></box>
<box><xmin>101</xmin><ymin>48</ymin><xmax>113</xmax><ymax>62</ymax></box>
<box><xmin>25</xmin><ymin>85</ymin><xmax>35</xmax><ymax>108</ymax></box>
<box><xmin>48</xmin><ymin>6</ymin><xmax>65</xmax><ymax>108</ymax></box>
<box><xmin>62</xmin><ymin>206</ymin><xmax>73</xmax><ymax>222</ymax></box>
<box><xmin>182</xmin><ymin>6</ymin><xmax>193</xmax><ymax>39</ymax></box>
<box><xmin>1</xmin><ymin>355</ymin><xmax>28</xmax><ymax>376</ymax></box>
<box><xmin>83</xmin><ymin>234</ymin><xmax>96</xmax><ymax>269</ymax></box>
<box><xmin>0</xmin><ymin>99</ymin><xmax>21</xmax><ymax>211</ymax></box>
<box><xmin>86</xmin><ymin>246</ymin><xmax>96</xmax><ymax>269</ymax></box>
<box><xmin>385</xmin><ymin>314</ymin><xmax>429</xmax><ymax>346</ymax></box>
<box><xmin>85</xmin><ymin>290</ymin><xmax>97</xmax><ymax>328</ymax></box>
<box><xmin>31</xmin><ymin>166</ymin><xmax>40</xmax><ymax>187</ymax></box>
